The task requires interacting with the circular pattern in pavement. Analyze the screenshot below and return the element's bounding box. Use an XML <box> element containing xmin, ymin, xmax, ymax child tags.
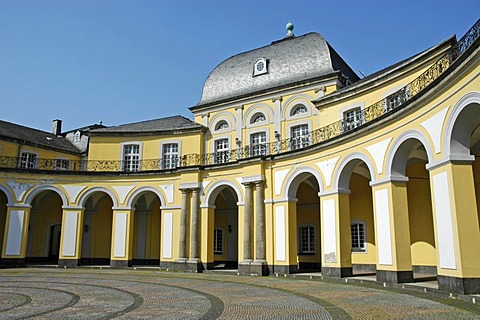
<box><xmin>0</xmin><ymin>268</ymin><xmax>478</xmax><ymax>319</ymax></box>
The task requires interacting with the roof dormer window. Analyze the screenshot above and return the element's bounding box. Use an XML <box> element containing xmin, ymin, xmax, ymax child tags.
<box><xmin>253</xmin><ymin>58</ymin><xmax>268</xmax><ymax>76</ymax></box>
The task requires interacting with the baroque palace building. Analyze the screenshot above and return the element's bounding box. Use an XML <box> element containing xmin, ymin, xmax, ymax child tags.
<box><xmin>1</xmin><ymin>20</ymin><xmax>480</xmax><ymax>294</ymax></box>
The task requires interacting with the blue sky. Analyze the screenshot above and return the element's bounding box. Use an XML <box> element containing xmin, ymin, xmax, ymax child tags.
<box><xmin>0</xmin><ymin>1</ymin><xmax>479</xmax><ymax>132</ymax></box>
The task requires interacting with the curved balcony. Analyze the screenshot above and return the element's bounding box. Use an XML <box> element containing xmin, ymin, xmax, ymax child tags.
<box><xmin>1</xmin><ymin>19</ymin><xmax>479</xmax><ymax>174</ymax></box>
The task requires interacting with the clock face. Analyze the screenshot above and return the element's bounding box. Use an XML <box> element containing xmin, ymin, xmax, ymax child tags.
<box><xmin>256</xmin><ymin>61</ymin><xmax>265</xmax><ymax>72</ymax></box>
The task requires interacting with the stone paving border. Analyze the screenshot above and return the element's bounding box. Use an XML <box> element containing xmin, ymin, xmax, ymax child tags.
<box><xmin>0</xmin><ymin>267</ymin><xmax>479</xmax><ymax>319</ymax></box>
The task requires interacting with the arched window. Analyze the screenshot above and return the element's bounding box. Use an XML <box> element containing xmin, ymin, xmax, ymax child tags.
<box><xmin>291</xmin><ymin>104</ymin><xmax>308</xmax><ymax>116</ymax></box>
<box><xmin>251</xmin><ymin>113</ymin><xmax>266</xmax><ymax>124</ymax></box>
<box><xmin>215</xmin><ymin>120</ymin><xmax>229</xmax><ymax>131</ymax></box>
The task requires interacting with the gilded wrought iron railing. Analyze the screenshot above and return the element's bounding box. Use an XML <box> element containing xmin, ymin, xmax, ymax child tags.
<box><xmin>1</xmin><ymin>19</ymin><xmax>479</xmax><ymax>172</ymax></box>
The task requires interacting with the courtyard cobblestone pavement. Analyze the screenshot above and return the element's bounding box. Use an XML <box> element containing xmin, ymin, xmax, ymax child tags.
<box><xmin>0</xmin><ymin>268</ymin><xmax>479</xmax><ymax>319</ymax></box>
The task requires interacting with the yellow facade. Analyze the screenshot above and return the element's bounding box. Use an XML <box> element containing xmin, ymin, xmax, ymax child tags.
<box><xmin>1</xmin><ymin>20</ymin><xmax>480</xmax><ymax>294</ymax></box>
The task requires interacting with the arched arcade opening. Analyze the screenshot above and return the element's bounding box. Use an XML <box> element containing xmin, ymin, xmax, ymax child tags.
<box><xmin>210</xmin><ymin>186</ymin><xmax>239</xmax><ymax>270</ymax></box>
<box><xmin>0</xmin><ymin>189</ymin><xmax>8</xmax><ymax>258</ymax></box>
<box><xmin>131</xmin><ymin>191</ymin><xmax>162</xmax><ymax>266</ymax></box>
<box><xmin>81</xmin><ymin>191</ymin><xmax>114</xmax><ymax>266</ymax></box>
<box><xmin>286</xmin><ymin>171</ymin><xmax>321</xmax><ymax>273</ymax></box>
<box><xmin>26</xmin><ymin>190</ymin><xmax>64</xmax><ymax>264</ymax></box>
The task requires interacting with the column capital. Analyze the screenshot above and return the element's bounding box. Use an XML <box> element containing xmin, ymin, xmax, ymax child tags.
<box><xmin>318</xmin><ymin>188</ymin><xmax>351</xmax><ymax>197</ymax></box>
<box><xmin>6</xmin><ymin>204</ymin><xmax>31</xmax><ymax>209</ymax></box>
<box><xmin>369</xmin><ymin>175</ymin><xmax>409</xmax><ymax>187</ymax></box>
<box><xmin>61</xmin><ymin>205</ymin><xmax>84</xmax><ymax>210</ymax></box>
<box><xmin>112</xmin><ymin>206</ymin><xmax>134</xmax><ymax>211</ymax></box>
<box><xmin>241</xmin><ymin>175</ymin><xmax>265</xmax><ymax>185</ymax></box>
<box><xmin>426</xmin><ymin>154</ymin><xmax>475</xmax><ymax>171</ymax></box>
<box><xmin>271</xmin><ymin>96</ymin><xmax>283</xmax><ymax>102</ymax></box>
<box><xmin>179</xmin><ymin>182</ymin><xmax>202</xmax><ymax>191</ymax></box>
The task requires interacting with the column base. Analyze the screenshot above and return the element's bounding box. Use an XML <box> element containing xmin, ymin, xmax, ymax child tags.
<box><xmin>322</xmin><ymin>266</ymin><xmax>353</xmax><ymax>278</ymax></box>
<box><xmin>238</xmin><ymin>260</ymin><xmax>269</xmax><ymax>276</ymax></box>
<box><xmin>272</xmin><ymin>264</ymin><xmax>298</xmax><ymax>274</ymax></box>
<box><xmin>238</xmin><ymin>259</ymin><xmax>253</xmax><ymax>275</ymax></box>
<box><xmin>376</xmin><ymin>270</ymin><xmax>413</xmax><ymax>284</ymax></box>
<box><xmin>438</xmin><ymin>275</ymin><xmax>480</xmax><ymax>294</ymax></box>
<box><xmin>110</xmin><ymin>260</ymin><xmax>132</xmax><ymax>268</ymax></box>
<box><xmin>174</xmin><ymin>258</ymin><xmax>188</xmax><ymax>272</ymax></box>
<box><xmin>58</xmin><ymin>259</ymin><xmax>79</xmax><ymax>268</ymax></box>
<box><xmin>186</xmin><ymin>259</ymin><xmax>204</xmax><ymax>273</ymax></box>
<box><xmin>0</xmin><ymin>258</ymin><xmax>26</xmax><ymax>267</ymax></box>
<box><xmin>160</xmin><ymin>261</ymin><xmax>175</xmax><ymax>270</ymax></box>
<box><xmin>250</xmin><ymin>260</ymin><xmax>269</xmax><ymax>276</ymax></box>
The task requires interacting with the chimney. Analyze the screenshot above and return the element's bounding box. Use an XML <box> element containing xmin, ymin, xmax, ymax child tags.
<box><xmin>52</xmin><ymin>119</ymin><xmax>62</xmax><ymax>136</ymax></box>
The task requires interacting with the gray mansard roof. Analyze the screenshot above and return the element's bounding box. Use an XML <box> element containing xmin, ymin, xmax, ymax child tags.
<box><xmin>192</xmin><ymin>32</ymin><xmax>359</xmax><ymax>109</ymax></box>
<box><xmin>90</xmin><ymin>115</ymin><xmax>206</xmax><ymax>135</ymax></box>
<box><xmin>0</xmin><ymin>119</ymin><xmax>81</xmax><ymax>154</ymax></box>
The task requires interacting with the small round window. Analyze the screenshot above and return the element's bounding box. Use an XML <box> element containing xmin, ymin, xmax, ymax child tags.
<box><xmin>256</xmin><ymin>61</ymin><xmax>265</xmax><ymax>72</ymax></box>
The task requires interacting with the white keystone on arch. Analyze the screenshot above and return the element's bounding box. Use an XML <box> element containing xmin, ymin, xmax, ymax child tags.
<box><xmin>316</xmin><ymin>157</ymin><xmax>339</xmax><ymax>187</ymax></box>
<box><xmin>420</xmin><ymin>107</ymin><xmax>448</xmax><ymax>154</ymax></box>
<box><xmin>365</xmin><ymin>137</ymin><xmax>392</xmax><ymax>175</ymax></box>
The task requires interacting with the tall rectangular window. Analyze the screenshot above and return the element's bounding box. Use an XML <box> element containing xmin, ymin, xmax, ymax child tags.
<box><xmin>122</xmin><ymin>144</ymin><xmax>140</xmax><ymax>172</ymax></box>
<box><xmin>215</xmin><ymin>139</ymin><xmax>230</xmax><ymax>164</ymax></box>
<box><xmin>299</xmin><ymin>225</ymin><xmax>315</xmax><ymax>254</ymax></box>
<box><xmin>291</xmin><ymin>124</ymin><xmax>309</xmax><ymax>150</ymax></box>
<box><xmin>214</xmin><ymin>228</ymin><xmax>223</xmax><ymax>254</ymax></box>
<box><xmin>351</xmin><ymin>221</ymin><xmax>366</xmax><ymax>252</ymax></box>
<box><xmin>19</xmin><ymin>152</ymin><xmax>37</xmax><ymax>169</ymax></box>
<box><xmin>250</xmin><ymin>132</ymin><xmax>267</xmax><ymax>156</ymax></box>
<box><xmin>162</xmin><ymin>143</ymin><xmax>179</xmax><ymax>169</ymax></box>
<box><xmin>343</xmin><ymin>108</ymin><xmax>363</xmax><ymax>131</ymax></box>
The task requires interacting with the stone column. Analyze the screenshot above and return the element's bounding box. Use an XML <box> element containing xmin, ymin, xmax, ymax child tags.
<box><xmin>252</xmin><ymin>181</ymin><xmax>268</xmax><ymax>275</ymax></box>
<box><xmin>176</xmin><ymin>189</ymin><xmax>189</xmax><ymax>268</ymax></box>
<box><xmin>187</xmin><ymin>188</ymin><xmax>202</xmax><ymax>272</ymax></box>
<box><xmin>320</xmin><ymin>191</ymin><xmax>353</xmax><ymax>278</ymax></box>
<box><xmin>239</xmin><ymin>182</ymin><xmax>253</xmax><ymax>274</ymax></box>
<box><xmin>428</xmin><ymin>159</ymin><xmax>480</xmax><ymax>294</ymax></box>
<box><xmin>371</xmin><ymin>180</ymin><xmax>413</xmax><ymax>283</ymax></box>
<box><xmin>1</xmin><ymin>205</ymin><xmax>31</xmax><ymax>266</ymax></box>
<box><xmin>58</xmin><ymin>206</ymin><xmax>84</xmax><ymax>268</ymax></box>
<box><xmin>110</xmin><ymin>208</ymin><xmax>135</xmax><ymax>268</ymax></box>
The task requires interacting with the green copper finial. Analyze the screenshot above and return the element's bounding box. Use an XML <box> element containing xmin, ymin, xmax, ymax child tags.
<box><xmin>286</xmin><ymin>21</ymin><xmax>294</xmax><ymax>38</ymax></box>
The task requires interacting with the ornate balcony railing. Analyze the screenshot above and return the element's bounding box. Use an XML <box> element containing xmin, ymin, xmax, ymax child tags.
<box><xmin>1</xmin><ymin>20</ymin><xmax>479</xmax><ymax>173</ymax></box>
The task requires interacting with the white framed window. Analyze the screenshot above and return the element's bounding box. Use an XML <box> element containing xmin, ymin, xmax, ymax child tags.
<box><xmin>298</xmin><ymin>225</ymin><xmax>315</xmax><ymax>254</ymax></box>
<box><xmin>162</xmin><ymin>143</ymin><xmax>179</xmax><ymax>169</ymax></box>
<box><xmin>291</xmin><ymin>124</ymin><xmax>310</xmax><ymax>150</ymax></box>
<box><xmin>55</xmin><ymin>158</ymin><xmax>70</xmax><ymax>170</ymax></box>
<box><xmin>250</xmin><ymin>131</ymin><xmax>267</xmax><ymax>156</ymax></box>
<box><xmin>19</xmin><ymin>151</ymin><xmax>37</xmax><ymax>169</ymax></box>
<box><xmin>351</xmin><ymin>220</ymin><xmax>366</xmax><ymax>252</ymax></box>
<box><xmin>343</xmin><ymin>107</ymin><xmax>363</xmax><ymax>131</ymax></box>
<box><xmin>253</xmin><ymin>58</ymin><xmax>268</xmax><ymax>76</ymax></box>
<box><xmin>214</xmin><ymin>138</ymin><xmax>230</xmax><ymax>164</ymax></box>
<box><xmin>122</xmin><ymin>144</ymin><xmax>140</xmax><ymax>172</ymax></box>
<box><xmin>214</xmin><ymin>228</ymin><xmax>224</xmax><ymax>254</ymax></box>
